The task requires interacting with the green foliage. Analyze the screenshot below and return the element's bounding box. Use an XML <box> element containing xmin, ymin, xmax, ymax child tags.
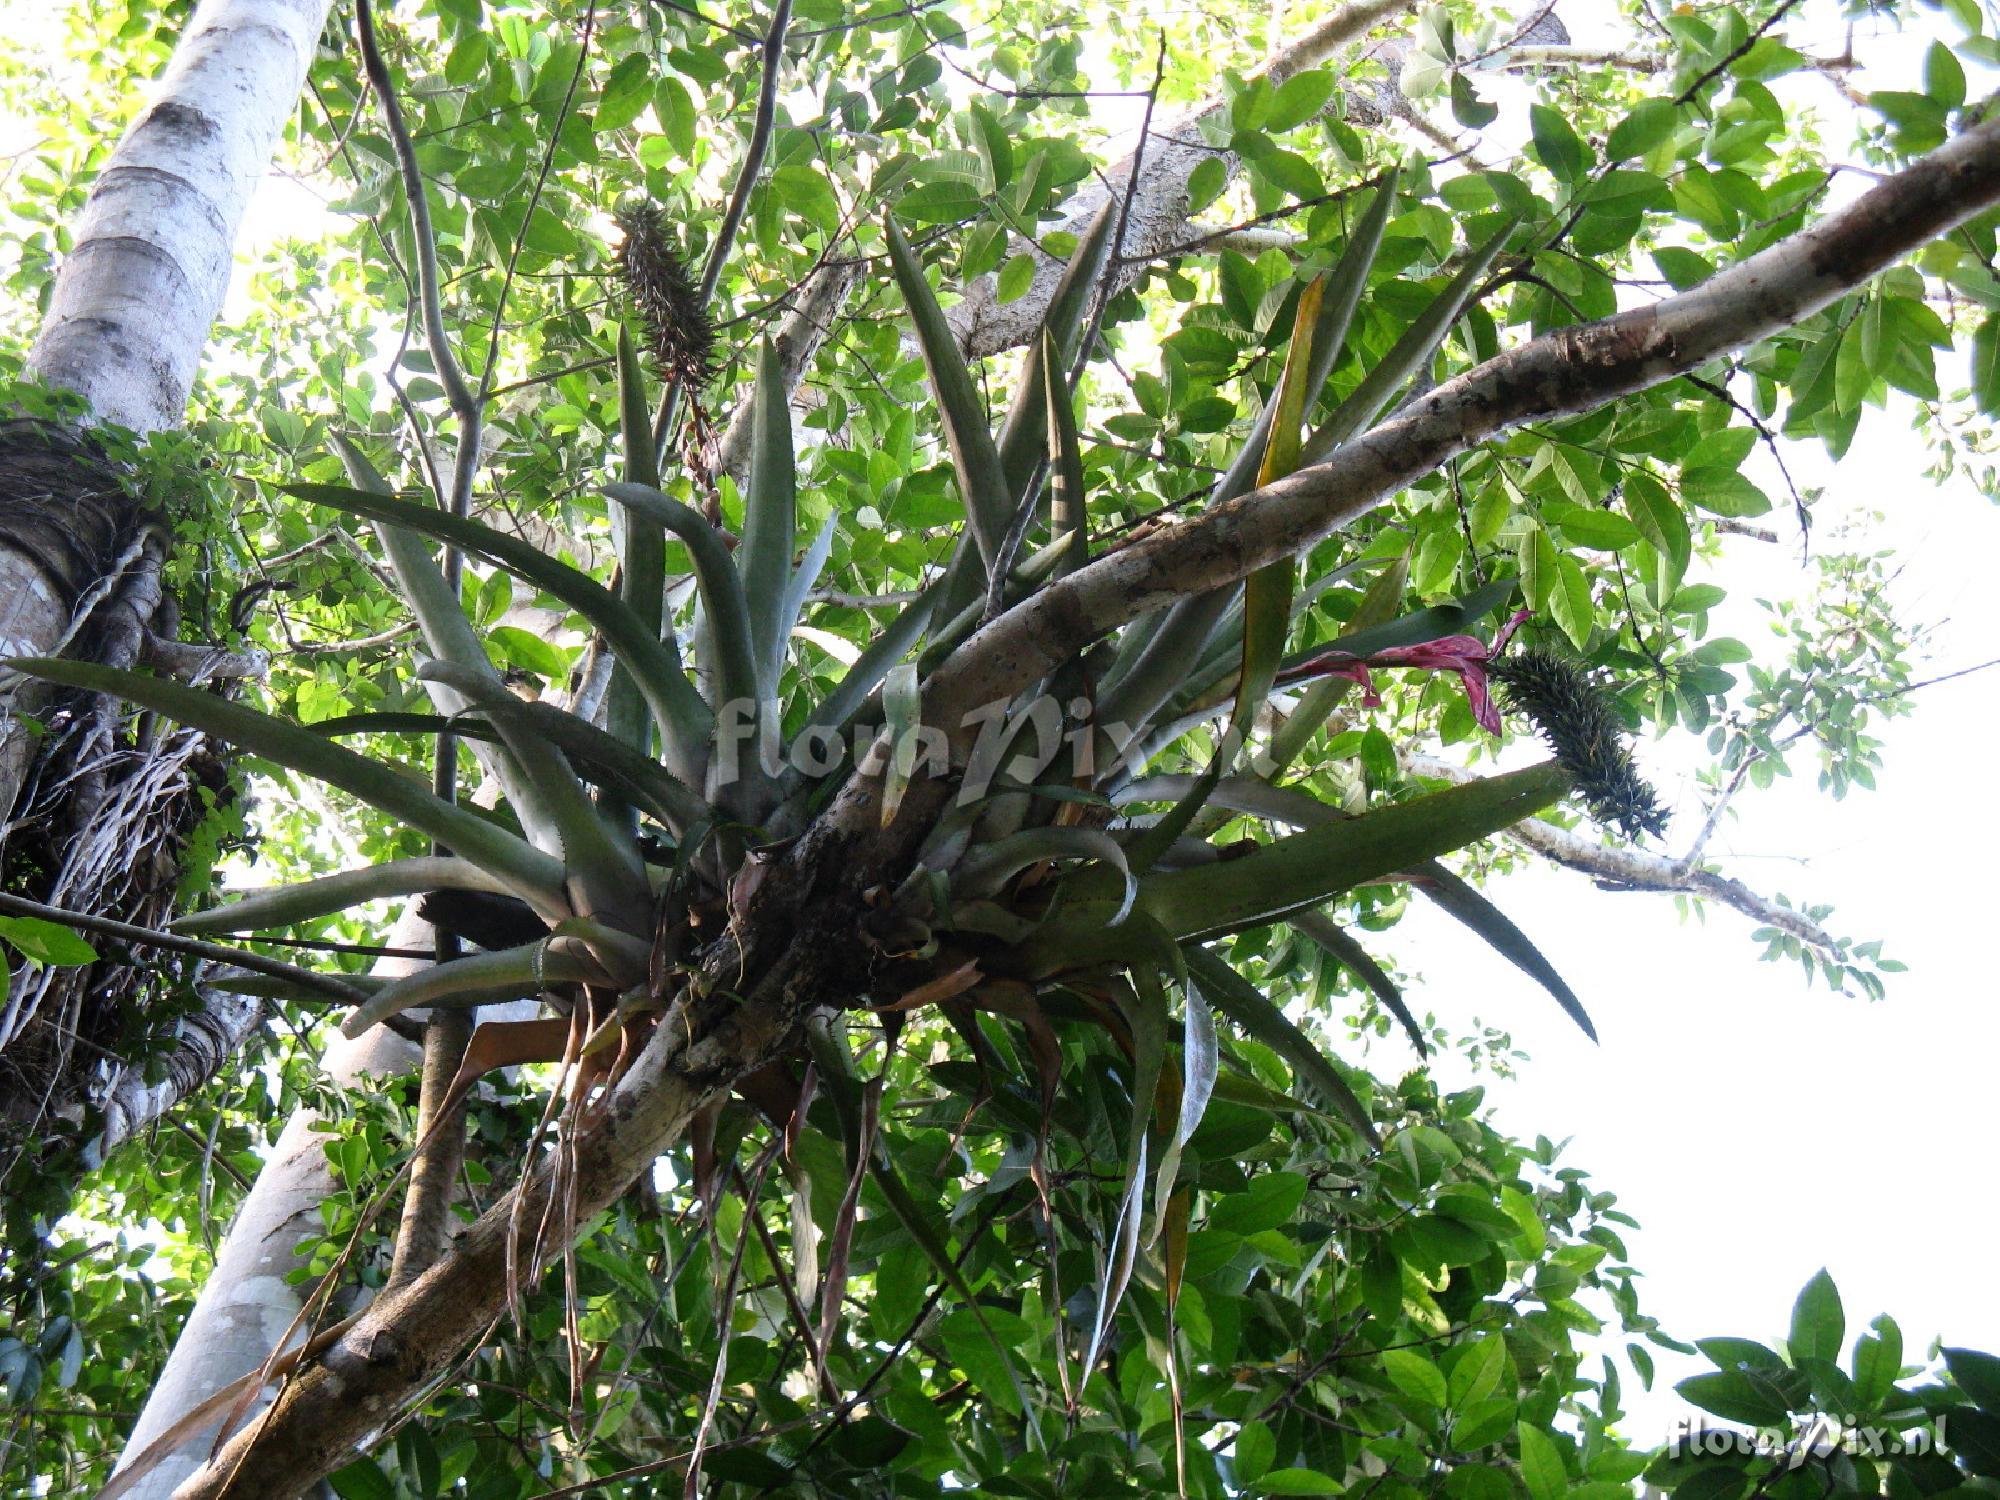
<box><xmin>1654</xmin><ymin>1269</ymin><xmax>2000</xmax><ymax>1500</ymax></box>
<box><xmin>0</xmin><ymin>0</ymin><xmax>1993</xmax><ymax>1492</ymax></box>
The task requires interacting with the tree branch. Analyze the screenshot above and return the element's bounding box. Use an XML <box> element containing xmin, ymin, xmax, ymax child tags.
<box><xmin>652</xmin><ymin>0</ymin><xmax>797</xmax><ymax>464</ymax></box>
<box><xmin>1475</xmin><ymin>44</ymin><xmax>1665</xmax><ymax>74</ymax></box>
<box><xmin>944</xmin><ymin>0</ymin><xmax>1420</xmax><ymax>361</ymax></box>
<box><xmin>812</xmin><ymin>113</ymin><xmax>2000</xmax><ymax>856</ymax></box>
<box><xmin>353</xmin><ymin>0</ymin><xmax>476</xmax><ymax>429</ymax></box>
<box><xmin>384</xmin><ymin>1009</ymin><xmax>473</xmax><ymax>1289</ymax></box>
<box><xmin>701</xmin><ymin>0</ymin><xmax>1412</xmax><ymax>490</ymax></box>
<box><xmin>711</xmin><ymin>259</ymin><xmax>865</xmax><ymax>485</ymax></box>
<box><xmin>1400</xmin><ymin>751</ymin><xmax>1843</xmax><ymax>953</ymax></box>
<box><xmin>0</xmin><ymin>892</ymin><xmax>366</xmax><ymax>1003</ymax></box>
<box><xmin>87</xmin><ymin>989</ymin><xmax>266</xmax><ymax>1164</ymax></box>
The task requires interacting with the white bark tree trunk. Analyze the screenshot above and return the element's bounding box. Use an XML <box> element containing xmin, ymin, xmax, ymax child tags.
<box><xmin>0</xmin><ymin>4</ymin><xmax>335</xmax><ymax>1478</ymax></box>
<box><xmin>26</xmin><ymin>0</ymin><xmax>331</xmax><ymax>434</ymax></box>
<box><xmin>111</xmin><ymin>915</ymin><xmax>429</xmax><ymax>1500</ymax></box>
<box><xmin>90</xmin><ymin>992</ymin><xmax>268</xmax><ymax>1162</ymax></box>
<box><xmin>2</xmin><ymin>0</ymin><xmax>334</xmax><ymax>818</ymax></box>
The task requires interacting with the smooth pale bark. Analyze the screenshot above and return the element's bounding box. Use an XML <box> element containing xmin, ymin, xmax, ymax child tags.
<box><xmin>89</xmin><ymin>992</ymin><xmax>268</xmax><ymax>1164</ymax></box>
<box><xmin>26</xmin><ymin>0</ymin><xmax>334</xmax><ymax>433</ymax></box>
<box><xmin>10</xmin><ymin>11</ymin><xmax>349</xmax><ymax>1477</ymax></box>
<box><xmin>2</xmin><ymin>0</ymin><xmax>334</xmax><ymax>821</ymax></box>
<box><xmin>172</xmin><ymin>112</ymin><xmax>2000</xmax><ymax>1500</ymax></box>
<box><xmin>112</xmin><ymin>916</ymin><xmax>429</xmax><ymax>1500</ymax></box>
<box><xmin>943</xmin><ymin>0</ymin><xmax>1417</xmax><ymax>360</ymax></box>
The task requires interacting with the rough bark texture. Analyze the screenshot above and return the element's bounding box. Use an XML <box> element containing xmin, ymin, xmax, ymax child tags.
<box><xmin>813</xmin><ymin>110</ymin><xmax>2000</xmax><ymax>870</ymax></box>
<box><xmin>3</xmin><ymin>0</ymin><xmax>333</xmax><ymax>827</ymax></box>
<box><xmin>0</xmin><ymin>421</ymin><xmax>133</xmax><ymax>819</ymax></box>
<box><xmin>0</xmin><ymin>0</ymin><xmax>335</xmax><ymax>1158</ymax></box>
<box><xmin>168</xmin><ymin>112</ymin><xmax>2000</xmax><ymax>1500</ymax></box>
<box><xmin>0</xmin><ymin>516</ymin><xmax>242</xmax><ymax>1163</ymax></box>
<box><xmin>172</xmin><ymin>962</ymin><xmax>804</xmax><ymax>1500</ymax></box>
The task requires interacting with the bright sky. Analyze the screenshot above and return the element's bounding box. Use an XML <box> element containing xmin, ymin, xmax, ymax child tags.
<box><xmin>1415</xmin><ymin>420</ymin><xmax>2000</xmax><ymax>1439</ymax></box>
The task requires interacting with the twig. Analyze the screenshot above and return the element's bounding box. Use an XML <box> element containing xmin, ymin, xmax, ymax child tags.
<box><xmin>353</xmin><ymin>0</ymin><xmax>476</xmax><ymax>426</ymax></box>
<box><xmin>684</xmin><ymin>1140</ymin><xmax>781</xmax><ymax>1499</ymax></box>
<box><xmin>1399</xmin><ymin>752</ymin><xmax>1848</xmax><ymax>955</ymax></box>
<box><xmin>289</xmin><ymin>621</ymin><xmax>419</xmax><ymax>658</ymax></box>
<box><xmin>1069</xmin><ymin>32</ymin><xmax>1170</xmax><ymax>392</ymax></box>
<box><xmin>981</xmin><ymin>34</ymin><xmax>1169</xmax><ymax>625</ymax></box>
<box><xmin>1136</xmin><ymin>172</ymin><xmax>1384</xmax><ymax>263</ymax></box>
<box><xmin>795</xmin><ymin>0</ymin><xmax>947</xmax><ymax>38</ymax></box>
<box><xmin>1682</xmin><ymin>370</ymin><xmax>1810</xmax><ymax>548</ymax></box>
<box><xmin>1676</xmin><ymin>0</ymin><xmax>1806</xmax><ymax>106</ymax></box>
<box><xmin>736</xmin><ymin>1166</ymin><xmax>827</xmax><ymax>1396</ymax></box>
<box><xmin>484</xmin><ymin>354</ymin><xmax>616</xmax><ymax>402</ymax></box>
<box><xmin>1683</xmin><ymin>654</ymin><xmax>2000</xmax><ymax>868</ymax></box>
<box><xmin>1455</xmin><ymin>0</ymin><xmax>1560</xmax><ymax>68</ymax></box>
<box><xmin>653</xmin><ymin>0</ymin><xmax>758</xmax><ymax>42</ymax></box>
<box><xmin>478</xmin><ymin>5</ymin><xmax>597</xmax><ymax>410</ymax></box>
<box><xmin>652</xmin><ymin>0</ymin><xmax>797</xmax><ymax>464</ymax></box>
<box><xmin>352</xmin><ymin>0</ymin><xmax>482</xmax><ymax>830</ymax></box>
<box><xmin>167</xmin><ymin>1113</ymin><xmax>253</xmax><ymax>1194</ymax></box>
<box><xmin>0</xmin><ymin>892</ymin><xmax>364</xmax><ymax>1003</ymax></box>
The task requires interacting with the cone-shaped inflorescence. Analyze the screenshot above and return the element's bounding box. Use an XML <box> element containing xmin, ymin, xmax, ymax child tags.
<box><xmin>1488</xmin><ymin>649</ymin><xmax>1668</xmax><ymax>841</ymax></box>
<box><xmin>614</xmin><ymin>201</ymin><xmax>715</xmax><ymax>392</ymax></box>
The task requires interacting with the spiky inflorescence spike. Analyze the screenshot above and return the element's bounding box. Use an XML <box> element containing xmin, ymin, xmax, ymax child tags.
<box><xmin>614</xmin><ymin>202</ymin><xmax>715</xmax><ymax>393</ymax></box>
<box><xmin>1487</xmin><ymin>649</ymin><xmax>1668</xmax><ymax>841</ymax></box>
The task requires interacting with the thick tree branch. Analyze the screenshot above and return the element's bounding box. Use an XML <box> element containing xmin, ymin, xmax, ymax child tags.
<box><xmin>175</xmin><ymin>974</ymin><xmax>799</xmax><ymax>1498</ymax></box>
<box><xmin>712</xmin><ymin>259</ymin><xmax>865</xmax><ymax>485</ymax></box>
<box><xmin>87</xmin><ymin>989</ymin><xmax>265</xmax><ymax>1164</ymax></box>
<box><xmin>813</xmin><ymin>112</ymin><xmax>2000</xmax><ymax>859</ymax></box>
<box><xmin>384</xmin><ymin>1009</ymin><xmax>473</xmax><ymax>1289</ymax></box>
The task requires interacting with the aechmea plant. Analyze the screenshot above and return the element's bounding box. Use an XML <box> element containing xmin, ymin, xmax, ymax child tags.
<box><xmin>11</xmin><ymin>168</ymin><xmax>1662</xmax><ymax>1334</ymax></box>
